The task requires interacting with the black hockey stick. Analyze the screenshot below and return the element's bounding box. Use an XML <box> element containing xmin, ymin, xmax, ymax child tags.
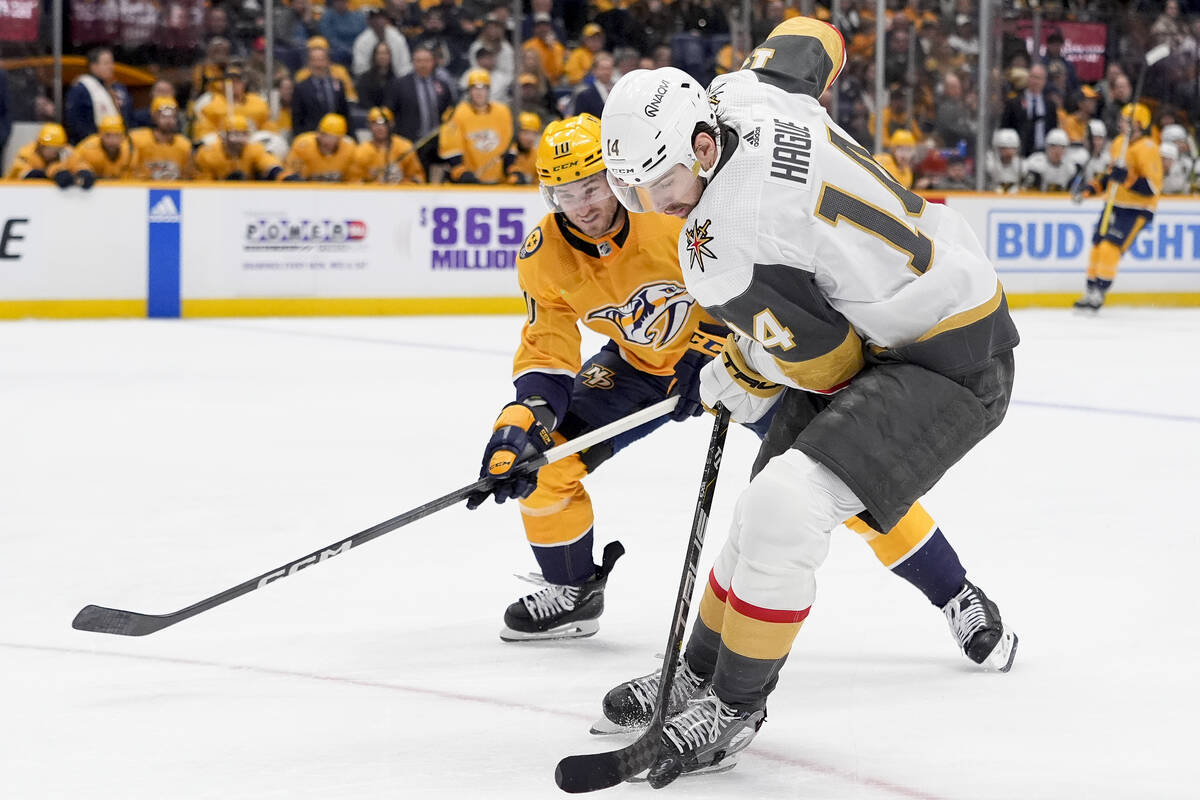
<box><xmin>72</xmin><ymin>397</ymin><xmax>679</xmax><ymax>637</ymax></box>
<box><xmin>554</xmin><ymin>405</ymin><xmax>730</xmax><ymax>793</ymax></box>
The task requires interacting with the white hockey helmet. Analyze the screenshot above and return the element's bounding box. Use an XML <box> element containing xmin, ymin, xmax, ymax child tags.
<box><xmin>1161</xmin><ymin>124</ymin><xmax>1187</xmax><ymax>144</ymax></box>
<box><xmin>600</xmin><ymin>67</ymin><xmax>719</xmax><ymax>213</ymax></box>
<box><xmin>1160</xmin><ymin>142</ymin><xmax>1179</xmax><ymax>161</ymax></box>
<box><xmin>1045</xmin><ymin>128</ymin><xmax>1069</xmax><ymax>148</ymax></box>
<box><xmin>992</xmin><ymin>127</ymin><xmax>1020</xmax><ymax>150</ymax></box>
<box><xmin>1087</xmin><ymin>119</ymin><xmax>1108</xmax><ymax>139</ymax></box>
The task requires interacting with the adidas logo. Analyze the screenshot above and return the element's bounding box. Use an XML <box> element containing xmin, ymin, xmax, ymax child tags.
<box><xmin>743</xmin><ymin>127</ymin><xmax>761</xmax><ymax>148</ymax></box>
<box><xmin>149</xmin><ymin>194</ymin><xmax>181</xmax><ymax>223</ymax></box>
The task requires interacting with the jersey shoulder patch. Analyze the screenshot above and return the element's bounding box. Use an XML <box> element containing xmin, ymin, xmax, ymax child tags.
<box><xmin>519</xmin><ymin>226</ymin><xmax>543</xmax><ymax>259</ymax></box>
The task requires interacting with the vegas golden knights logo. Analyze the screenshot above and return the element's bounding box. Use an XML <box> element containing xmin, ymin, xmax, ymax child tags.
<box><xmin>585</xmin><ymin>281</ymin><xmax>695</xmax><ymax>350</ymax></box>
<box><xmin>684</xmin><ymin>219</ymin><xmax>716</xmax><ymax>271</ymax></box>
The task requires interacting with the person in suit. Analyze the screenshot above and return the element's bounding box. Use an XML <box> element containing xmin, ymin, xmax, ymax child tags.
<box><xmin>1000</xmin><ymin>63</ymin><xmax>1058</xmax><ymax>156</ymax></box>
<box><xmin>571</xmin><ymin>52</ymin><xmax>614</xmax><ymax>119</ymax></box>
<box><xmin>292</xmin><ymin>39</ymin><xmax>352</xmax><ymax>135</ymax></box>
<box><xmin>389</xmin><ymin>45</ymin><xmax>453</xmax><ymax>175</ymax></box>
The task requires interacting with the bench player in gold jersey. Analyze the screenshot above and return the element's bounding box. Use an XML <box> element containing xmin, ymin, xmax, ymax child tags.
<box><xmin>468</xmin><ymin>114</ymin><xmax>1011</xmax><ymax>660</ymax></box>
<box><xmin>129</xmin><ymin>98</ymin><xmax>194</xmax><ymax>181</ymax></box>
<box><xmin>285</xmin><ymin>113</ymin><xmax>358</xmax><ymax>182</ymax></box>
<box><xmin>74</xmin><ymin>115</ymin><xmax>133</xmax><ymax>184</ymax></box>
<box><xmin>353</xmin><ymin>107</ymin><xmax>425</xmax><ymax>184</ymax></box>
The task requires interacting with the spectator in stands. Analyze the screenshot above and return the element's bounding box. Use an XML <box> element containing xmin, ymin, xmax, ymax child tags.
<box><xmin>7</xmin><ymin>124</ymin><xmax>79</xmax><ymax>188</ymax></box>
<box><xmin>0</xmin><ymin>67</ymin><xmax>11</xmax><ymax>161</ymax></box>
<box><xmin>1061</xmin><ymin>85</ymin><xmax>1100</xmax><ymax>145</ymax></box>
<box><xmin>357</xmin><ymin>41</ymin><xmax>403</xmax><ymax>111</ymax></box>
<box><xmin>1160</xmin><ymin>143</ymin><xmax>1189</xmax><ymax>194</ymax></box>
<box><xmin>195</xmin><ymin>115</ymin><xmax>290</xmax><ymax>180</ymax></box>
<box><xmin>320</xmin><ymin>0</ymin><xmax>367</xmax><ymax>67</ymax></box>
<box><xmin>74</xmin><ymin>115</ymin><xmax>133</xmax><ymax>185</ymax></box>
<box><xmin>354</xmin><ymin>106</ymin><xmax>426</xmax><ymax>183</ymax></box>
<box><xmin>505</xmin><ymin>111</ymin><xmax>542</xmax><ymax>184</ymax></box>
<box><xmin>1151</xmin><ymin>0</ymin><xmax>1188</xmax><ymax>50</ymax></box>
<box><xmin>986</xmin><ymin>127</ymin><xmax>1025</xmax><ymax>192</ymax></box>
<box><xmin>413</xmin><ymin>7</ymin><xmax>471</xmax><ymax>78</ymax></box>
<box><xmin>715</xmin><ymin>29</ymin><xmax>751</xmax><ymax>76</ymax></box>
<box><xmin>651</xmin><ymin>43</ymin><xmax>673</xmax><ymax>69</ymax></box>
<box><xmin>438</xmin><ymin>69</ymin><xmax>513</xmax><ymax>184</ymax></box>
<box><xmin>286</xmin><ymin>113</ymin><xmax>358</xmax><ymax>181</ymax></box>
<box><xmin>680</xmin><ymin>0</ymin><xmax>729</xmax><ymax>36</ymax></box>
<box><xmin>293</xmin><ymin>38</ymin><xmax>354</xmax><ymax>134</ymax></box>
<box><xmin>934</xmin><ymin>72</ymin><xmax>973</xmax><ymax>151</ymax></box>
<box><xmin>192</xmin><ymin>37</ymin><xmax>235</xmax><ymax>99</ymax></box>
<box><xmin>1001</xmin><ymin>63</ymin><xmax>1057</xmax><ymax>156</ymax></box>
<box><xmin>130</xmin><ymin>98</ymin><xmax>194</xmax><ymax>181</ymax></box>
<box><xmin>1099</xmin><ymin>64</ymin><xmax>1127</xmax><ymax>113</ymax></box>
<box><xmin>752</xmin><ymin>0</ymin><xmax>787</xmax><ymax>46</ymax></box>
<box><xmin>874</xmin><ymin>129</ymin><xmax>916</xmax><ymax>189</ymax></box>
<box><xmin>1101</xmin><ymin>72</ymin><xmax>1132</xmax><ymax>138</ymax></box>
<box><xmin>1042</xmin><ymin>31</ymin><xmax>1079</xmax><ymax>94</ymax></box>
<box><xmin>275</xmin><ymin>0</ymin><xmax>319</xmax><ymax>66</ymax></box>
<box><xmin>469</xmin><ymin>13</ymin><xmax>516</xmax><ymax>100</ymax></box>
<box><xmin>462</xmin><ymin>48</ymin><xmax>510</xmax><ymax>105</ymax></box>
<box><xmin>353</xmin><ymin>9</ymin><xmax>413</xmax><ymax>79</ymax></box>
<box><xmin>931</xmin><ymin>154</ymin><xmax>974</xmax><ymax>191</ymax></box>
<box><xmin>571</xmin><ymin>52</ymin><xmax>614</xmax><ymax>119</ymax></box>
<box><xmin>268</xmin><ymin>76</ymin><xmax>295</xmax><ymax>138</ymax></box>
<box><xmin>872</xmin><ymin>83</ymin><xmax>923</xmax><ymax>147</ymax></box>
<box><xmin>391</xmin><ymin>45</ymin><xmax>455</xmax><ymax>174</ymax></box>
<box><xmin>611</xmin><ymin>47</ymin><xmax>641</xmax><ymax>82</ymax></box>
<box><xmin>521</xmin><ymin>0</ymin><xmax>567</xmax><ymax>42</ymax></box>
<box><xmin>193</xmin><ymin>67</ymin><xmax>271</xmax><ymax>140</ymax></box>
<box><xmin>565</xmin><ymin>23</ymin><xmax>606</xmax><ymax>85</ymax></box>
<box><xmin>65</xmin><ymin>47</ymin><xmax>134</xmax><ymax>144</ymax></box>
<box><xmin>514</xmin><ymin>72</ymin><xmax>559</xmax><ymax>128</ymax></box>
<box><xmin>524</xmin><ymin>13</ymin><xmax>566</xmax><ymax>86</ymax></box>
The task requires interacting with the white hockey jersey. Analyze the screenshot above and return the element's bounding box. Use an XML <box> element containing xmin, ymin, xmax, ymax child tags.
<box><xmin>1022</xmin><ymin>149</ymin><xmax>1086</xmax><ymax>192</ymax></box>
<box><xmin>1162</xmin><ymin>154</ymin><xmax>1195</xmax><ymax>195</ymax></box>
<box><xmin>680</xmin><ymin>69</ymin><xmax>1017</xmax><ymax>393</ymax></box>
<box><xmin>985</xmin><ymin>149</ymin><xmax>1024</xmax><ymax>193</ymax></box>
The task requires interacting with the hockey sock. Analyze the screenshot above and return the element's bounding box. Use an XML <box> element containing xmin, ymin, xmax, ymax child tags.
<box><xmin>1088</xmin><ymin>240</ymin><xmax>1122</xmax><ymax>282</ymax></box>
<box><xmin>683</xmin><ymin>570</ymin><xmax>727</xmax><ymax>677</ymax></box>
<box><xmin>710</xmin><ymin>585</ymin><xmax>807</xmax><ymax>710</ymax></box>
<box><xmin>530</xmin><ymin>528</ymin><xmax>596</xmax><ymax>585</ymax></box>
<box><xmin>847</xmin><ymin>503</ymin><xmax>966</xmax><ymax>607</ymax></box>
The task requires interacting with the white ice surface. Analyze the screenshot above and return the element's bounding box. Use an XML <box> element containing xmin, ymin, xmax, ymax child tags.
<box><xmin>2</xmin><ymin>309</ymin><xmax>1198</xmax><ymax>800</ymax></box>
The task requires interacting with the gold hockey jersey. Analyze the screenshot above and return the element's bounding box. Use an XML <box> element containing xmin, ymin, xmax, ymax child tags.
<box><xmin>353</xmin><ymin>135</ymin><xmax>425</xmax><ymax>183</ymax></box>
<box><xmin>74</xmin><ymin>134</ymin><xmax>134</xmax><ymax>179</ymax></box>
<box><xmin>194</xmin><ymin>140</ymin><xmax>282</xmax><ymax>180</ymax></box>
<box><xmin>514</xmin><ymin>210</ymin><xmax>723</xmax><ymax>385</ymax></box>
<box><xmin>285</xmin><ymin>132</ymin><xmax>358</xmax><ymax>181</ymax></box>
<box><xmin>438</xmin><ymin>101</ymin><xmax>513</xmax><ymax>184</ymax></box>
<box><xmin>6</xmin><ymin>142</ymin><xmax>77</xmax><ymax>179</ymax></box>
<box><xmin>1101</xmin><ymin>135</ymin><xmax>1163</xmax><ymax>212</ymax></box>
<box><xmin>129</xmin><ymin>128</ymin><xmax>194</xmax><ymax>180</ymax></box>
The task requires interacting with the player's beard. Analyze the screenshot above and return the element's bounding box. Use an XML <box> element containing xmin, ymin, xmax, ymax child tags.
<box><xmin>568</xmin><ymin>197</ymin><xmax>622</xmax><ymax>239</ymax></box>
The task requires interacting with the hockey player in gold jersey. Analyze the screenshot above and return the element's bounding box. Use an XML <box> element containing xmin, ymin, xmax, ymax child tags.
<box><xmin>7</xmin><ymin>123</ymin><xmax>80</xmax><ymax>188</ymax></box>
<box><xmin>470</xmin><ymin>114</ymin><xmax>1013</xmax><ymax>661</ymax></box>
<box><xmin>873</xmin><ymin>128</ymin><xmax>916</xmax><ymax>189</ymax></box>
<box><xmin>353</xmin><ymin>107</ymin><xmax>425</xmax><ymax>184</ymax></box>
<box><xmin>1072</xmin><ymin>102</ymin><xmax>1163</xmax><ymax>311</ymax></box>
<box><xmin>191</xmin><ymin>67</ymin><xmax>271</xmax><ymax>141</ymax></box>
<box><xmin>439</xmin><ymin>69</ymin><xmax>513</xmax><ymax>184</ymax></box>
<box><xmin>194</xmin><ymin>115</ymin><xmax>289</xmax><ymax>181</ymax></box>
<box><xmin>285</xmin><ymin>113</ymin><xmax>358</xmax><ymax>182</ymax></box>
<box><xmin>504</xmin><ymin>111</ymin><xmax>542</xmax><ymax>184</ymax></box>
<box><xmin>74</xmin><ymin>115</ymin><xmax>133</xmax><ymax>184</ymax></box>
<box><xmin>130</xmin><ymin>98</ymin><xmax>194</xmax><ymax>181</ymax></box>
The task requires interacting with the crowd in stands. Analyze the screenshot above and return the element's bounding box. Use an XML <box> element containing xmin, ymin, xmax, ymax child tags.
<box><xmin>1</xmin><ymin>0</ymin><xmax>1198</xmax><ymax>193</ymax></box>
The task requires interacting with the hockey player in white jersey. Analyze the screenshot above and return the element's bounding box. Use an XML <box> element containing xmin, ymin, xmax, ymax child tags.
<box><xmin>1160</xmin><ymin>125</ymin><xmax>1196</xmax><ymax>194</ymax></box>
<box><xmin>1080</xmin><ymin>119</ymin><xmax>1112</xmax><ymax>188</ymax></box>
<box><xmin>599</xmin><ymin>17</ymin><xmax>1019</xmax><ymax>786</ymax></box>
<box><xmin>986</xmin><ymin>127</ymin><xmax>1024</xmax><ymax>191</ymax></box>
<box><xmin>1023</xmin><ymin>128</ymin><xmax>1085</xmax><ymax>192</ymax></box>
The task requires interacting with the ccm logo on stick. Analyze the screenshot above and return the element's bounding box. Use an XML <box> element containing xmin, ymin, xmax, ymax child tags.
<box><xmin>257</xmin><ymin>541</ymin><xmax>353</xmax><ymax>587</ymax></box>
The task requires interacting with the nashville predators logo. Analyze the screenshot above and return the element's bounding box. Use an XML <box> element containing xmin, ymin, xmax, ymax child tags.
<box><xmin>585</xmin><ymin>281</ymin><xmax>695</xmax><ymax>350</ymax></box>
<box><xmin>684</xmin><ymin>218</ymin><xmax>716</xmax><ymax>272</ymax></box>
<box><xmin>468</xmin><ymin>129</ymin><xmax>501</xmax><ymax>152</ymax></box>
<box><xmin>519</xmin><ymin>226</ymin><xmax>543</xmax><ymax>259</ymax></box>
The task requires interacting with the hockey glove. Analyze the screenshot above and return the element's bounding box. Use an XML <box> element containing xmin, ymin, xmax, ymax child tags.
<box><xmin>699</xmin><ymin>338</ymin><xmax>784</xmax><ymax>424</ymax></box>
<box><xmin>466</xmin><ymin>402</ymin><xmax>555</xmax><ymax>510</ymax></box>
<box><xmin>456</xmin><ymin>170</ymin><xmax>481</xmax><ymax>184</ymax></box>
<box><xmin>23</xmin><ymin>169</ymin><xmax>48</xmax><ymax>180</ymax></box>
<box><xmin>226</xmin><ymin>170</ymin><xmax>247</xmax><ymax>181</ymax></box>
<box><xmin>668</xmin><ymin>347</ymin><xmax>710</xmax><ymax>421</ymax></box>
<box><xmin>53</xmin><ymin>169</ymin><xmax>74</xmax><ymax>189</ymax></box>
<box><xmin>1108</xmin><ymin>165</ymin><xmax>1129</xmax><ymax>184</ymax></box>
<box><xmin>77</xmin><ymin>169</ymin><xmax>97</xmax><ymax>190</ymax></box>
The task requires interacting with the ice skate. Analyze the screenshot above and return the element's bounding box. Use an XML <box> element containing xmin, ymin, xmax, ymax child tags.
<box><xmin>499</xmin><ymin>541</ymin><xmax>622</xmax><ymax>642</ymax></box>
<box><xmin>642</xmin><ymin>687</ymin><xmax>766</xmax><ymax>788</ymax></box>
<box><xmin>592</xmin><ymin>658</ymin><xmax>709</xmax><ymax>734</ymax></box>
<box><xmin>1072</xmin><ymin>285</ymin><xmax>1106</xmax><ymax>312</ymax></box>
<box><xmin>943</xmin><ymin>580</ymin><xmax>1018</xmax><ymax>672</ymax></box>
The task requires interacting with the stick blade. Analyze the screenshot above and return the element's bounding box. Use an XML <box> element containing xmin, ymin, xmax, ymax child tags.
<box><xmin>72</xmin><ymin>605</ymin><xmax>171</xmax><ymax>636</ymax></box>
<box><xmin>1146</xmin><ymin>43</ymin><xmax>1171</xmax><ymax>65</ymax></box>
<box><xmin>554</xmin><ymin>734</ymin><xmax>660</xmax><ymax>793</ymax></box>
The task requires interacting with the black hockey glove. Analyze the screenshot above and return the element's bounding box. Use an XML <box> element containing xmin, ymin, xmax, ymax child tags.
<box><xmin>668</xmin><ymin>347</ymin><xmax>710</xmax><ymax>421</ymax></box>
<box><xmin>23</xmin><ymin>169</ymin><xmax>48</xmax><ymax>180</ymax></box>
<box><xmin>1109</xmin><ymin>165</ymin><xmax>1129</xmax><ymax>184</ymax></box>
<box><xmin>226</xmin><ymin>170</ymin><xmax>247</xmax><ymax>181</ymax></box>
<box><xmin>77</xmin><ymin>169</ymin><xmax>97</xmax><ymax>190</ymax></box>
<box><xmin>456</xmin><ymin>170</ymin><xmax>481</xmax><ymax>184</ymax></box>
<box><xmin>466</xmin><ymin>402</ymin><xmax>555</xmax><ymax>510</ymax></box>
<box><xmin>53</xmin><ymin>169</ymin><xmax>74</xmax><ymax>189</ymax></box>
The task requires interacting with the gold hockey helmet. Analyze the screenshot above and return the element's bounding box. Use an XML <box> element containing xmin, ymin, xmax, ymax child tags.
<box><xmin>535</xmin><ymin>113</ymin><xmax>605</xmax><ymax>185</ymax></box>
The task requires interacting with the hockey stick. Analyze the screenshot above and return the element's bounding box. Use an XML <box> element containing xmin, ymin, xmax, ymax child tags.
<box><xmin>72</xmin><ymin>397</ymin><xmax>680</xmax><ymax>637</ymax></box>
<box><xmin>555</xmin><ymin>405</ymin><xmax>731</xmax><ymax>793</ymax></box>
<box><xmin>1098</xmin><ymin>43</ymin><xmax>1170</xmax><ymax>235</ymax></box>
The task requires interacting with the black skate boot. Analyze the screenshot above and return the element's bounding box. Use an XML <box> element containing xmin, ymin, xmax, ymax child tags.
<box><xmin>943</xmin><ymin>580</ymin><xmax>1018</xmax><ymax>672</ymax></box>
<box><xmin>644</xmin><ymin>687</ymin><xmax>766</xmax><ymax>788</ymax></box>
<box><xmin>499</xmin><ymin>541</ymin><xmax>623</xmax><ymax>642</ymax></box>
<box><xmin>594</xmin><ymin>658</ymin><xmax>709</xmax><ymax>734</ymax></box>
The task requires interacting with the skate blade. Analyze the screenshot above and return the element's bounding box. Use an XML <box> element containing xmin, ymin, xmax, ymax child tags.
<box><xmin>981</xmin><ymin>625</ymin><xmax>1018</xmax><ymax>673</ymax></box>
<box><xmin>498</xmin><ymin>618</ymin><xmax>599</xmax><ymax>642</ymax></box>
<box><xmin>588</xmin><ymin>717</ymin><xmax>646</xmax><ymax>736</ymax></box>
<box><xmin>626</xmin><ymin>757</ymin><xmax>739</xmax><ymax>783</ymax></box>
